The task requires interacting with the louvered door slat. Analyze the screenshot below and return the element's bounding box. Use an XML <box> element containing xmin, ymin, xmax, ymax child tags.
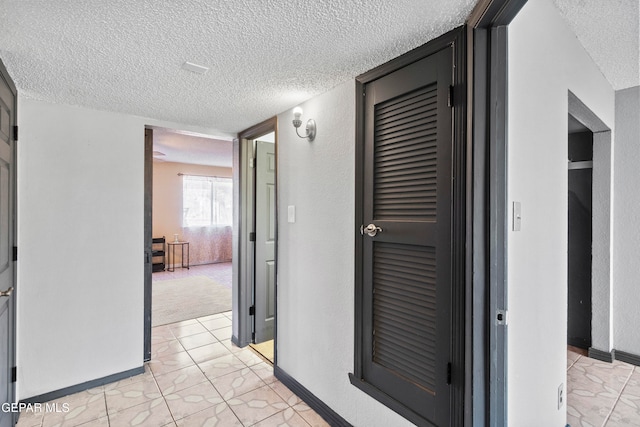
<box><xmin>372</xmin><ymin>242</ymin><xmax>437</xmax><ymax>391</ymax></box>
<box><xmin>374</xmin><ymin>83</ymin><xmax>438</xmax><ymax>221</ymax></box>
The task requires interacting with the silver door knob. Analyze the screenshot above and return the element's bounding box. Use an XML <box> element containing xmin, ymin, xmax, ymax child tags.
<box><xmin>0</xmin><ymin>287</ymin><xmax>13</xmax><ymax>297</ymax></box>
<box><xmin>361</xmin><ymin>223</ymin><xmax>383</xmax><ymax>237</ymax></box>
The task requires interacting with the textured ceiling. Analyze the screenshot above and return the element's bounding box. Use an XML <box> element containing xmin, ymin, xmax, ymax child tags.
<box><xmin>152</xmin><ymin>129</ymin><xmax>232</xmax><ymax>167</ymax></box>
<box><xmin>0</xmin><ymin>1</ymin><xmax>636</xmax><ymax>140</ymax></box>
<box><xmin>552</xmin><ymin>0</ymin><xmax>639</xmax><ymax>90</ymax></box>
<box><xmin>0</xmin><ymin>0</ymin><xmax>476</xmax><ymax>135</ymax></box>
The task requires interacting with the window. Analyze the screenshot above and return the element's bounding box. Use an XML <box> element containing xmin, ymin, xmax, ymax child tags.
<box><xmin>182</xmin><ymin>175</ymin><xmax>232</xmax><ymax>227</ymax></box>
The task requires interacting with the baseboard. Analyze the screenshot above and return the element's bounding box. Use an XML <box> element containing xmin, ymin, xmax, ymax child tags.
<box><xmin>614</xmin><ymin>349</ymin><xmax>640</xmax><ymax>367</ymax></box>
<box><xmin>588</xmin><ymin>347</ymin><xmax>614</xmax><ymax>363</ymax></box>
<box><xmin>274</xmin><ymin>365</ymin><xmax>352</xmax><ymax>427</ymax></box>
<box><xmin>21</xmin><ymin>366</ymin><xmax>145</xmax><ymax>404</ymax></box>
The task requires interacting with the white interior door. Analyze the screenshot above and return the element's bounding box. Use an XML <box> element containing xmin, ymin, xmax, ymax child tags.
<box><xmin>254</xmin><ymin>140</ymin><xmax>275</xmax><ymax>343</ymax></box>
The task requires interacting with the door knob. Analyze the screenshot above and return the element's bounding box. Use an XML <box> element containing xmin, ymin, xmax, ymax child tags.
<box><xmin>360</xmin><ymin>223</ymin><xmax>383</xmax><ymax>237</ymax></box>
<box><xmin>0</xmin><ymin>287</ymin><xmax>13</xmax><ymax>297</ymax></box>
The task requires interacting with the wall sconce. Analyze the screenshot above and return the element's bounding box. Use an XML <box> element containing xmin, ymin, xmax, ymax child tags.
<box><xmin>292</xmin><ymin>107</ymin><xmax>316</xmax><ymax>141</ymax></box>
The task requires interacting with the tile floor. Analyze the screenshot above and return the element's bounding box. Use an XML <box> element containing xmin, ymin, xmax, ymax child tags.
<box><xmin>15</xmin><ymin>311</ymin><xmax>328</xmax><ymax>427</ymax></box>
<box><xmin>567</xmin><ymin>347</ymin><xmax>640</xmax><ymax>426</ymax></box>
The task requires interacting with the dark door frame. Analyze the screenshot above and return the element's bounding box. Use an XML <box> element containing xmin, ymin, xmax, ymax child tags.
<box><xmin>468</xmin><ymin>0</ymin><xmax>528</xmax><ymax>425</ymax></box>
<box><xmin>143</xmin><ymin>128</ymin><xmax>153</xmax><ymax>362</ymax></box>
<box><xmin>232</xmin><ymin>118</ymin><xmax>278</xmax><ymax>355</ymax></box>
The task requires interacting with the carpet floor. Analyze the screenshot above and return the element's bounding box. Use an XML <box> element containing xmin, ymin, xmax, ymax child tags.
<box><xmin>152</xmin><ymin>275</ymin><xmax>232</xmax><ymax>326</ymax></box>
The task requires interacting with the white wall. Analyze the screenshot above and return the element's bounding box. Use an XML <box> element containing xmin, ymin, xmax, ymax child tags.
<box><xmin>507</xmin><ymin>0</ymin><xmax>615</xmax><ymax>425</ymax></box>
<box><xmin>16</xmin><ymin>99</ymin><xmax>228</xmax><ymax>399</ymax></box>
<box><xmin>276</xmin><ymin>80</ymin><xmax>415</xmax><ymax>426</ymax></box>
<box><xmin>613</xmin><ymin>86</ymin><xmax>640</xmax><ymax>355</ymax></box>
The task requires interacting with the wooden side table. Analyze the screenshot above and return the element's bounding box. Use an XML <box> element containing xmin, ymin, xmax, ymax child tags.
<box><xmin>167</xmin><ymin>241</ymin><xmax>189</xmax><ymax>272</ymax></box>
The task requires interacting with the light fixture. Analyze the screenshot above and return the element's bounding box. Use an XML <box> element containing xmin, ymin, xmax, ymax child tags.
<box><xmin>292</xmin><ymin>107</ymin><xmax>316</xmax><ymax>141</ymax></box>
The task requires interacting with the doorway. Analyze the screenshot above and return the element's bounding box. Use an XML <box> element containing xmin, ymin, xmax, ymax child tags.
<box><xmin>143</xmin><ymin>127</ymin><xmax>234</xmax><ymax>361</ymax></box>
<box><xmin>567</xmin><ymin>116</ymin><xmax>593</xmax><ymax>350</ymax></box>
<box><xmin>233</xmin><ymin>118</ymin><xmax>277</xmax><ymax>364</ymax></box>
<box><xmin>566</xmin><ymin>91</ymin><xmax>613</xmax><ymax>360</ymax></box>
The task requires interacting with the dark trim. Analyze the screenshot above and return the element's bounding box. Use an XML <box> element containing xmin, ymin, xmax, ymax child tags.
<box><xmin>470</xmin><ymin>0</ymin><xmax>528</xmax><ymax>27</ymax></box>
<box><xmin>614</xmin><ymin>350</ymin><xmax>640</xmax><ymax>367</ymax></box>
<box><xmin>451</xmin><ymin>26</ymin><xmax>469</xmax><ymax>427</ymax></box>
<box><xmin>356</xmin><ymin>27</ymin><xmax>464</xmax><ymax>85</ymax></box>
<box><xmin>236</xmin><ymin>117</ymin><xmax>278</xmax><ymax>355</ymax></box>
<box><xmin>588</xmin><ymin>347</ymin><xmax>614</xmax><ymax>363</ymax></box>
<box><xmin>143</xmin><ymin>128</ymin><xmax>153</xmax><ymax>362</ymax></box>
<box><xmin>275</xmin><ymin>366</ymin><xmax>351</xmax><ymax>427</ymax></box>
<box><xmin>21</xmin><ymin>366</ymin><xmax>144</xmax><ymax>404</ymax></box>
<box><xmin>470</xmin><ymin>2</ymin><xmax>528</xmax><ymax>426</ymax></box>
<box><xmin>471</xmin><ymin>27</ymin><xmax>489</xmax><ymax>427</ymax></box>
<box><xmin>238</xmin><ymin>118</ymin><xmax>278</xmax><ymax>141</ymax></box>
<box><xmin>352</xmin><ymin>80</ymin><xmax>364</xmax><ymax>382</ymax></box>
<box><xmin>349</xmin><ymin>375</ymin><xmax>436</xmax><ymax>427</ymax></box>
<box><xmin>487</xmin><ymin>25</ymin><xmax>510</xmax><ymax>427</ymax></box>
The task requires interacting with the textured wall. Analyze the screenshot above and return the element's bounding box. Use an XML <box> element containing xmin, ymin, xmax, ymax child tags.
<box><xmin>276</xmin><ymin>80</ymin><xmax>415</xmax><ymax>426</ymax></box>
<box><xmin>613</xmin><ymin>86</ymin><xmax>640</xmax><ymax>355</ymax></box>
<box><xmin>508</xmin><ymin>0</ymin><xmax>615</xmax><ymax>425</ymax></box>
<box><xmin>152</xmin><ymin>161</ymin><xmax>232</xmax><ymax>265</ymax></box>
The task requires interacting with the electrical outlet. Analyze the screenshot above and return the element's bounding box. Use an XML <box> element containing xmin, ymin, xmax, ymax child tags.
<box><xmin>558</xmin><ymin>383</ymin><xmax>564</xmax><ymax>409</ymax></box>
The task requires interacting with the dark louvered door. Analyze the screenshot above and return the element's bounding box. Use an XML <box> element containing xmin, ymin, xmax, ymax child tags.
<box><xmin>362</xmin><ymin>47</ymin><xmax>452</xmax><ymax>425</ymax></box>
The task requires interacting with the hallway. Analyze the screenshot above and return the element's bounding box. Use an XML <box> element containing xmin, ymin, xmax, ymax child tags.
<box><xmin>15</xmin><ymin>311</ymin><xmax>327</xmax><ymax>426</ymax></box>
<box><xmin>15</xmin><ymin>263</ymin><xmax>325</xmax><ymax>426</ymax></box>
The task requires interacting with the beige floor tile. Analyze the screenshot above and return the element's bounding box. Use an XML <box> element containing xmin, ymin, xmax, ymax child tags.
<box><xmin>154</xmin><ymin>364</ymin><xmax>209</xmax><ymax>395</ymax></box>
<box><xmin>269</xmin><ymin>381</ymin><xmax>303</xmax><ymax>407</ymax></box>
<box><xmin>187</xmin><ymin>342</ymin><xmax>231</xmax><ymax>364</ymax></box>
<box><xmin>16</xmin><ymin>410</ymin><xmax>44</xmax><ymax>427</ymax></box>
<box><xmin>104</xmin><ymin>368</ymin><xmax>154</xmax><ymax>392</ymax></box>
<box><xmin>292</xmin><ymin>403</ymin><xmax>330</xmax><ymax>427</ymax></box>
<box><xmin>607</xmin><ymin>395</ymin><xmax>640</xmax><ymax>426</ymax></box>
<box><xmin>108</xmin><ymin>398</ymin><xmax>174</xmax><ymax>427</ymax></box>
<box><xmin>233</xmin><ymin>348</ymin><xmax>265</xmax><ymax>367</ymax></box>
<box><xmin>252</xmin><ymin>407</ymin><xmax>312</xmax><ymax>427</ymax></box>
<box><xmin>152</xmin><ymin>325</ymin><xmax>177</xmax><ymax>343</ymax></box>
<box><xmin>153</xmin><ymin>339</ymin><xmax>186</xmax><ymax>359</ymax></box>
<box><xmin>169</xmin><ymin>322</ymin><xmax>208</xmax><ymax>339</ymax></box>
<box><xmin>149</xmin><ymin>350</ymin><xmax>196</xmax><ymax>375</ymax></box>
<box><xmin>175</xmin><ymin>402</ymin><xmax>243</xmax><ymax>426</ymax></box>
<box><xmin>211</xmin><ymin>326</ymin><xmax>232</xmax><ymax>341</ymax></box>
<box><xmin>226</xmin><ymin>384</ymin><xmax>288</xmax><ymax>426</ymax></box>
<box><xmin>164</xmin><ymin>381</ymin><xmax>224</xmax><ymax>421</ymax></box>
<box><xmin>199</xmin><ymin>316</ymin><xmax>232</xmax><ymax>331</ymax></box>
<box><xmin>199</xmin><ymin>353</ymin><xmax>246</xmax><ymax>381</ymax></box>
<box><xmin>42</xmin><ymin>392</ymin><xmax>107</xmax><ymax>427</ymax></box>
<box><xmin>220</xmin><ymin>339</ymin><xmax>245</xmax><ymax>354</ymax></box>
<box><xmin>196</xmin><ymin>313</ymin><xmax>227</xmax><ymax>322</ymax></box>
<box><xmin>250</xmin><ymin>361</ymin><xmax>277</xmax><ymax>385</ymax></box>
<box><xmin>178</xmin><ymin>332</ymin><xmax>218</xmax><ymax>351</ymax></box>
<box><xmin>105</xmin><ymin>376</ymin><xmax>162</xmax><ymax>413</ymax></box>
<box><xmin>211</xmin><ymin>367</ymin><xmax>266</xmax><ymax>400</ymax></box>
